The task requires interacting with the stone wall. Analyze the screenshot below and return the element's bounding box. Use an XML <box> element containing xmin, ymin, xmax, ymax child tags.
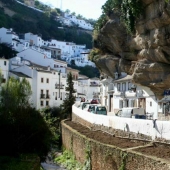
<box><xmin>62</xmin><ymin>120</ymin><xmax>170</xmax><ymax>170</ymax></box>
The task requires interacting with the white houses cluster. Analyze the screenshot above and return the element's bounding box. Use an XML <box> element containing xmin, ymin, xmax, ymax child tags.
<box><xmin>59</xmin><ymin>12</ymin><xmax>93</xmax><ymax>31</ymax></box>
<box><xmin>100</xmin><ymin>72</ymin><xmax>169</xmax><ymax>121</ymax></box>
<box><xmin>0</xmin><ymin>27</ymin><xmax>95</xmax><ymax>67</ymax></box>
<box><xmin>0</xmin><ymin>56</ymin><xmax>100</xmax><ymax>110</ymax></box>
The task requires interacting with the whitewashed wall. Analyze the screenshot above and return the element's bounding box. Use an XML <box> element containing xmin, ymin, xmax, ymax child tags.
<box><xmin>73</xmin><ymin>105</ymin><xmax>170</xmax><ymax>140</ymax></box>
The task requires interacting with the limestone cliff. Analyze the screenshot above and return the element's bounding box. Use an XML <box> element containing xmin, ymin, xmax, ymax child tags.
<box><xmin>93</xmin><ymin>0</ymin><xmax>170</xmax><ymax>99</ymax></box>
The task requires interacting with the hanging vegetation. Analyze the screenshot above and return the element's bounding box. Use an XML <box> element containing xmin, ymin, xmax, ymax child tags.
<box><xmin>94</xmin><ymin>0</ymin><xmax>143</xmax><ymax>34</ymax></box>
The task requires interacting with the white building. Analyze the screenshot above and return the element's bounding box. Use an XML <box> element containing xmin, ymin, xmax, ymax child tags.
<box><xmin>0</xmin><ymin>58</ymin><xmax>9</xmax><ymax>84</ymax></box>
<box><xmin>63</xmin><ymin>13</ymin><xmax>93</xmax><ymax>30</ymax></box>
<box><xmin>70</xmin><ymin>51</ymin><xmax>95</xmax><ymax>67</ymax></box>
<box><xmin>100</xmin><ymin>74</ymin><xmax>158</xmax><ymax>119</ymax></box>
<box><xmin>77</xmin><ymin>76</ymin><xmax>100</xmax><ymax>101</ymax></box>
<box><xmin>9</xmin><ymin>61</ymin><xmax>67</xmax><ymax>109</ymax></box>
<box><xmin>10</xmin><ymin>49</ymin><xmax>67</xmax><ymax>73</ymax></box>
<box><xmin>25</xmin><ymin>32</ymin><xmax>44</xmax><ymax>47</ymax></box>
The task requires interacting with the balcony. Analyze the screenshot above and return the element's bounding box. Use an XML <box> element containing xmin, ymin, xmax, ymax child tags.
<box><xmin>55</xmin><ymin>84</ymin><xmax>64</xmax><ymax>89</ymax></box>
<box><xmin>46</xmin><ymin>94</ymin><xmax>50</xmax><ymax>99</ymax></box>
<box><xmin>40</xmin><ymin>94</ymin><xmax>45</xmax><ymax>99</ymax></box>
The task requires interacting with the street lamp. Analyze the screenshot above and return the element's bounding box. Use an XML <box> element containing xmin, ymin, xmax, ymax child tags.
<box><xmin>58</xmin><ymin>70</ymin><xmax>61</xmax><ymax>99</ymax></box>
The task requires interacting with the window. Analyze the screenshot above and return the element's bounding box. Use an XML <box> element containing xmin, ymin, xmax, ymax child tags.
<box><xmin>55</xmin><ymin>92</ymin><xmax>57</xmax><ymax>100</ymax></box>
<box><xmin>41</xmin><ymin>101</ymin><xmax>43</xmax><ymax>106</ymax></box>
<box><xmin>117</xmin><ymin>83</ymin><xmax>120</xmax><ymax>91</ymax></box>
<box><xmin>128</xmin><ymin>82</ymin><xmax>131</xmax><ymax>90</ymax></box>
<box><xmin>122</xmin><ymin>83</ymin><xmax>126</xmax><ymax>91</ymax></box>
<box><xmin>41</xmin><ymin>78</ymin><xmax>43</xmax><ymax>83</ymax></box>
<box><xmin>46</xmin><ymin>101</ymin><xmax>49</xmax><ymax>106</ymax></box>
<box><xmin>150</xmin><ymin>102</ymin><xmax>152</xmax><ymax>107</ymax></box>
<box><xmin>4</xmin><ymin>61</ymin><xmax>6</xmax><ymax>66</ymax></box>
<box><xmin>46</xmin><ymin>78</ymin><xmax>49</xmax><ymax>83</ymax></box>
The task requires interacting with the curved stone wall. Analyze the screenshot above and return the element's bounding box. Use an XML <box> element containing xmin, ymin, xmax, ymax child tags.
<box><xmin>62</xmin><ymin>120</ymin><xmax>170</xmax><ymax>170</ymax></box>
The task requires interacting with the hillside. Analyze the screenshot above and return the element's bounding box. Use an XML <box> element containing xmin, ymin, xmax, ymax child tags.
<box><xmin>0</xmin><ymin>0</ymin><xmax>93</xmax><ymax>48</ymax></box>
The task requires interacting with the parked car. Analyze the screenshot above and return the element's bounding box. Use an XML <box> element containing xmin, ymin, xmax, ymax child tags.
<box><xmin>115</xmin><ymin>107</ymin><xmax>146</xmax><ymax>119</ymax></box>
<box><xmin>90</xmin><ymin>99</ymin><xmax>100</xmax><ymax>104</ymax></box>
<box><xmin>92</xmin><ymin>106</ymin><xmax>107</xmax><ymax>115</ymax></box>
<box><xmin>78</xmin><ymin>102</ymin><xmax>91</xmax><ymax>110</ymax></box>
<box><xmin>83</xmin><ymin>104</ymin><xmax>100</xmax><ymax>112</ymax></box>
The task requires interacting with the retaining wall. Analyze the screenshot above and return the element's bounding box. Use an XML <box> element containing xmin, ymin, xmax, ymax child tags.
<box><xmin>62</xmin><ymin>120</ymin><xmax>170</xmax><ymax>170</ymax></box>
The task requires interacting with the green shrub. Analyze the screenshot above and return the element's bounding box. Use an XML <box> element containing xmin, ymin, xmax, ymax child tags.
<box><xmin>0</xmin><ymin>107</ymin><xmax>54</xmax><ymax>161</ymax></box>
<box><xmin>55</xmin><ymin>150</ymin><xmax>83</xmax><ymax>170</ymax></box>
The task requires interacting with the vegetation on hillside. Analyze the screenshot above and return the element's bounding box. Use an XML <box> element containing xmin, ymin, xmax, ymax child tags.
<box><xmin>0</xmin><ymin>43</ymin><xmax>17</xmax><ymax>59</ymax></box>
<box><xmin>0</xmin><ymin>0</ymin><xmax>93</xmax><ymax>48</ymax></box>
<box><xmin>94</xmin><ymin>0</ymin><xmax>143</xmax><ymax>34</ymax></box>
<box><xmin>89</xmin><ymin>0</ymin><xmax>143</xmax><ymax>64</ymax></box>
<box><xmin>69</xmin><ymin>64</ymin><xmax>100</xmax><ymax>78</ymax></box>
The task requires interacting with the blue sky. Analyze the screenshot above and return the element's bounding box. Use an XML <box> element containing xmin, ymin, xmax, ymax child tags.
<box><xmin>38</xmin><ymin>0</ymin><xmax>107</xmax><ymax>19</ymax></box>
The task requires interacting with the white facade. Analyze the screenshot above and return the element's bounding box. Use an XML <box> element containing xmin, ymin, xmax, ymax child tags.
<box><xmin>71</xmin><ymin>52</ymin><xmax>95</xmax><ymax>67</ymax></box>
<box><xmin>0</xmin><ymin>58</ymin><xmax>9</xmax><ymax>84</ymax></box>
<box><xmin>25</xmin><ymin>33</ymin><xmax>44</xmax><ymax>47</ymax></box>
<box><xmin>100</xmin><ymin>74</ymin><xmax>158</xmax><ymax>119</ymax></box>
<box><xmin>10</xmin><ymin>63</ymin><xmax>67</xmax><ymax>109</ymax></box>
<box><xmin>63</xmin><ymin>13</ymin><xmax>93</xmax><ymax>30</ymax></box>
<box><xmin>0</xmin><ymin>27</ymin><xmax>31</xmax><ymax>52</ymax></box>
<box><xmin>10</xmin><ymin>49</ymin><xmax>67</xmax><ymax>73</ymax></box>
<box><xmin>77</xmin><ymin>77</ymin><xmax>100</xmax><ymax>101</ymax></box>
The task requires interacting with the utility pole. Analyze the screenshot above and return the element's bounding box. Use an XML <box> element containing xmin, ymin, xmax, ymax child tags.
<box><xmin>58</xmin><ymin>70</ymin><xmax>61</xmax><ymax>98</ymax></box>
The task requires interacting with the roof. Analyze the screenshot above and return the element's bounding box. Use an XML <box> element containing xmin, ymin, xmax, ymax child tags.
<box><xmin>10</xmin><ymin>71</ymin><xmax>31</xmax><ymax>78</ymax></box>
<box><xmin>41</xmin><ymin>46</ymin><xmax>61</xmax><ymax>50</ymax></box>
<box><xmin>78</xmin><ymin>74</ymin><xmax>89</xmax><ymax>79</ymax></box>
<box><xmin>54</xmin><ymin>59</ymin><xmax>67</xmax><ymax>64</ymax></box>
<box><xmin>114</xmin><ymin>75</ymin><xmax>132</xmax><ymax>83</ymax></box>
<box><xmin>36</xmin><ymin>70</ymin><xmax>52</xmax><ymax>73</ymax></box>
<box><xmin>28</xmin><ymin>62</ymin><xmax>47</xmax><ymax>70</ymax></box>
<box><xmin>90</xmin><ymin>77</ymin><xmax>100</xmax><ymax>80</ymax></box>
<box><xmin>67</xmin><ymin>67</ymin><xmax>80</xmax><ymax>73</ymax></box>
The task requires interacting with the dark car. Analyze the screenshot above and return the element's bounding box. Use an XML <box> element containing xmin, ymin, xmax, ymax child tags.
<box><xmin>92</xmin><ymin>106</ymin><xmax>107</xmax><ymax>115</ymax></box>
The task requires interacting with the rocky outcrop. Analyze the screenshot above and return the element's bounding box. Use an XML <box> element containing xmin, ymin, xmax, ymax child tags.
<box><xmin>93</xmin><ymin>0</ymin><xmax>170</xmax><ymax>98</ymax></box>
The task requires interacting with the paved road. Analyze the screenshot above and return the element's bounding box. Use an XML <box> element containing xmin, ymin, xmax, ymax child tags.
<box><xmin>41</xmin><ymin>162</ymin><xmax>66</xmax><ymax>170</ymax></box>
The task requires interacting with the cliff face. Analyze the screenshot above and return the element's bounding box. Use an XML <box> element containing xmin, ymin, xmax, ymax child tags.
<box><xmin>94</xmin><ymin>0</ymin><xmax>170</xmax><ymax>99</ymax></box>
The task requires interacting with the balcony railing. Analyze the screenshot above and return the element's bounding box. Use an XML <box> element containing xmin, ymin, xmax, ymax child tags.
<box><xmin>46</xmin><ymin>94</ymin><xmax>50</xmax><ymax>99</ymax></box>
<box><xmin>40</xmin><ymin>94</ymin><xmax>45</xmax><ymax>99</ymax></box>
<box><xmin>55</xmin><ymin>84</ymin><xmax>64</xmax><ymax>89</ymax></box>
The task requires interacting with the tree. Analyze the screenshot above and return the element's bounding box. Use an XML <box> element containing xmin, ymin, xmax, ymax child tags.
<box><xmin>0</xmin><ymin>77</ymin><xmax>32</xmax><ymax>112</ymax></box>
<box><xmin>0</xmin><ymin>43</ymin><xmax>17</xmax><ymax>59</ymax></box>
<box><xmin>61</xmin><ymin>72</ymin><xmax>76</xmax><ymax>120</ymax></box>
<box><xmin>71</xmin><ymin>12</ymin><xmax>76</xmax><ymax>16</ymax></box>
<box><xmin>65</xmin><ymin>9</ymin><xmax>70</xmax><ymax>14</ymax></box>
<box><xmin>0</xmin><ymin>77</ymin><xmax>54</xmax><ymax>160</ymax></box>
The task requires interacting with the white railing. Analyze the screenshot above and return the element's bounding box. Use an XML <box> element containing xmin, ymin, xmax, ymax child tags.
<box><xmin>72</xmin><ymin>105</ymin><xmax>170</xmax><ymax>141</ymax></box>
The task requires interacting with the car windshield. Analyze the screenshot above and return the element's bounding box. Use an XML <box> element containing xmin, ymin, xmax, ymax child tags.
<box><xmin>96</xmin><ymin>107</ymin><xmax>106</xmax><ymax>111</ymax></box>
